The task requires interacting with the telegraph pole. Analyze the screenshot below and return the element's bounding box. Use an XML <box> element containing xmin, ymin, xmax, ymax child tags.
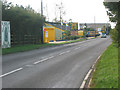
<box><xmin>94</xmin><ymin>16</ymin><xmax>96</xmax><ymax>37</ymax></box>
<box><xmin>41</xmin><ymin>0</ymin><xmax>43</xmax><ymax>44</ymax></box>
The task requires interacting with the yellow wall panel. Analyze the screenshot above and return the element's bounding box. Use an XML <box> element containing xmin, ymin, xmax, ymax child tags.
<box><xmin>78</xmin><ymin>31</ymin><xmax>83</xmax><ymax>36</ymax></box>
<box><xmin>43</xmin><ymin>28</ymin><xmax>55</xmax><ymax>43</ymax></box>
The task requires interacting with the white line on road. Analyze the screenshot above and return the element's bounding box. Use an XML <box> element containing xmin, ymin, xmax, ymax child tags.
<box><xmin>34</xmin><ymin>58</ymin><xmax>49</xmax><ymax>64</ymax></box>
<box><xmin>59</xmin><ymin>50</ymin><xmax>70</xmax><ymax>55</ymax></box>
<box><xmin>66</xmin><ymin>50</ymin><xmax>70</xmax><ymax>53</ymax></box>
<box><xmin>25</xmin><ymin>65</ymin><xmax>33</xmax><ymax>67</ymax></box>
<box><xmin>48</xmin><ymin>56</ymin><xmax>54</xmax><ymax>59</ymax></box>
<box><xmin>59</xmin><ymin>52</ymin><xmax>66</xmax><ymax>55</ymax></box>
<box><xmin>80</xmin><ymin>69</ymin><xmax>92</xmax><ymax>88</ymax></box>
<box><xmin>52</xmin><ymin>47</ymin><xmax>58</xmax><ymax>49</ymax></box>
<box><xmin>74</xmin><ymin>47</ymin><xmax>81</xmax><ymax>50</ymax></box>
<box><xmin>0</xmin><ymin>68</ymin><xmax>23</xmax><ymax>78</ymax></box>
<box><xmin>34</xmin><ymin>56</ymin><xmax>55</xmax><ymax>65</ymax></box>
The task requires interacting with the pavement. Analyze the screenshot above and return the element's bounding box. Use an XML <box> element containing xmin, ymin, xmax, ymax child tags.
<box><xmin>2</xmin><ymin>37</ymin><xmax>112</xmax><ymax>88</ymax></box>
<box><xmin>49</xmin><ymin>40</ymin><xmax>67</xmax><ymax>44</ymax></box>
<box><xmin>49</xmin><ymin>38</ymin><xmax>86</xmax><ymax>44</ymax></box>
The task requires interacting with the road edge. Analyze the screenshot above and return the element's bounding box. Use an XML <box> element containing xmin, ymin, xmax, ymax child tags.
<box><xmin>79</xmin><ymin>48</ymin><xmax>107</xmax><ymax>89</ymax></box>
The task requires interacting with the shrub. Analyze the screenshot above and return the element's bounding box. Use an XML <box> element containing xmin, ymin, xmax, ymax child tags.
<box><xmin>110</xmin><ymin>29</ymin><xmax>119</xmax><ymax>47</ymax></box>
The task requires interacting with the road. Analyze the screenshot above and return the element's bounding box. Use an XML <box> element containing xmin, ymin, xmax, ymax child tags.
<box><xmin>2</xmin><ymin>37</ymin><xmax>112</xmax><ymax>88</ymax></box>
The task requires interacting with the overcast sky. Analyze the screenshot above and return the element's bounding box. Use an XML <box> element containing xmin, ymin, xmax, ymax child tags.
<box><xmin>7</xmin><ymin>0</ymin><xmax>116</xmax><ymax>28</ymax></box>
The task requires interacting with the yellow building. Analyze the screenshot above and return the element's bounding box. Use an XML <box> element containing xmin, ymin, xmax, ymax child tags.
<box><xmin>43</xmin><ymin>28</ymin><xmax>55</xmax><ymax>43</ymax></box>
<box><xmin>78</xmin><ymin>31</ymin><xmax>83</xmax><ymax>36</ymax></box>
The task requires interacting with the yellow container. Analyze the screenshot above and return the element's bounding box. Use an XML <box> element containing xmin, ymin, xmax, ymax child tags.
<box><xmin>43</xmin><ymin>28</ymin><xmax>55</xmax><ymax>43</ymax></box>
<box><xmin>78</xmin><ymin>31</ymin><xmax>83</xmax><ymax>36</ymax></box>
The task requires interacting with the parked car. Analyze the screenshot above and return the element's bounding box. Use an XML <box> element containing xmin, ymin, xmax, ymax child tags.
<box><xmin>101</xmin><ymin>34</ymin><xmax>107</xmax><ymax>38</ymax></box>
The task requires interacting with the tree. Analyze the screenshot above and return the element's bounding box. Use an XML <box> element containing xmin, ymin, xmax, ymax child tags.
<box><xmin>104</xmin><ymin>1</ymin><xmax>120</xmax><ymax>47</ymax></box>
<box><xmin>53</xmin><ymin>2</ymin><xmax>66</xmax><ymax>22</ymax></box>
<box><xmin>2</xmin><ymin>1</ymin><xmax>45</xmax><ymax>46</ymax></box>
<box><xmin>62</xmin><ymin>30</ymin><xmax>71</xmax><ymax>40</ymax></box>
<box><xmin>69</xmin><ymin>19</ymin><xmax>72</xmax><ymax>23</ymax></box>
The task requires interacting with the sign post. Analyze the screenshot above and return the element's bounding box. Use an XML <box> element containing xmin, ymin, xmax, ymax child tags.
<box><xmin>1</xmin><ymin>21</ymin><xmax>11</xmax><ymax>48</ymax></box>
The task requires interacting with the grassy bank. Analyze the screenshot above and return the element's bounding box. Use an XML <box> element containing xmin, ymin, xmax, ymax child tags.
<box><xmin>2</xmin><ymin>38</ymin><xmax>86</xmax><ymax>55</ymax></box>
<box><xmin>2</xmin><ymin>43</ymin><xmax>56</xmax><ymax>55</ymax></box>
<box><xmin>90</xmin><ymin>43</ymin><xmax>118</xmax><ymax>88</ymax></box>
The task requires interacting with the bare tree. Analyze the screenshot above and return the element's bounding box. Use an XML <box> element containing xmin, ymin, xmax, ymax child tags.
<box><xmin>53</xmin><ymin>1</ymin><xmax>66</xmax><ymax>22</ymax></box>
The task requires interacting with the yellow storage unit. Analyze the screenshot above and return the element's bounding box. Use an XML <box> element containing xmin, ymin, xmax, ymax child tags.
<box><xmin>43</xmin><ymin>28</ymin><xmax>55</xmax><ymax>43</ymax></box>
<box><xmin>78</xmin><ymin>31</ymin><xmax>83</xmax><ymax>36</ymax></box>
<box><xmin>95</xmin><ymin>31</ymin><xmax>99</xmax><ymax>35</ymax></box>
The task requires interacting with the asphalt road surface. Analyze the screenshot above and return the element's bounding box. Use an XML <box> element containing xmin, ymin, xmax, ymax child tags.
<box><xmin>2</xmin><ymin>37</ymin><xmax>112</xmax><ymax>88</ymax></box>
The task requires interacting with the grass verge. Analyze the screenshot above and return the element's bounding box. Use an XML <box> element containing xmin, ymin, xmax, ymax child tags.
<box><xmin>2</xmin><ymin>38</ymin><xmax>86</xmax><ymax>55</ymax></box>
<box><xmin>90</xmin><ymin>43</ymin><xmax>118</xmax><ymax>88</ymax></box>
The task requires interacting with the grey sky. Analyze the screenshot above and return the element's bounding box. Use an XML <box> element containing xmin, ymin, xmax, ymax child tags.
<box><xmin>104</xmin><ymin>0</ymin><xmax>120</xmax><ymax>2</ymax></box>
<box><xmin>7</xmin><ymin>0</ymin><xmax>116</xmax><ymax>28</ymax></box>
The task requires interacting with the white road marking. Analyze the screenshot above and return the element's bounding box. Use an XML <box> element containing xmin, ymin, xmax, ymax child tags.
<box><xmin>34</xmin><ymin>58</ymin><xmax>49</xmax><ymax>64</ymax></box>
<box><xmin>80</xmin><ymin>69</ymin><xmax>92</xmax><ymax>88</ymax></box>
<box><xmin>48</xmin><ymin>56</ymin><xmax>54</xmax><ymax>59</ymax></box>
<box><xmin>25</xmin><ymin>65</ymin><xmax>33</xmax><ymax>67</ymax></box>
<box><xmin>52</xmin><ymin>47</ymin><xmax>58</xmax><ymax>49</ymax></box>
<box><xmin>74</xmin><ymin>48</ymin><xmax>78</xmax><ymax>50</ymax></box>
<box><xmin>59</xmin><ymin>52</ymin><xmax>66</xmax><ymax>55</ymax></box>
<box><xmin>0</xmin><ymin>68</ymin><xmax>23</xmax><ymax>78</ymax></box>
<box><xmin>83</xmin><ymin>45</ymin><xmax>87</xmax><ymax>47</ymax></box>
<box><xmin>34</xmin><ymin>56</ymin><xmax>55</xmax><ymax>65</ymax></box>
<box><xmin>66</xmin><ymin>50</ymin><xmax>70</xmax><ymax>53</ymax></box>
<box><xmin>59</xmin><ymin>50</ymin><xmax>70</xmax><ymax>55</ymax></box>
<box><xmin>74</xmin><ymin>47</ymin><xmax>81</xmax><ymax>50</ymax></box>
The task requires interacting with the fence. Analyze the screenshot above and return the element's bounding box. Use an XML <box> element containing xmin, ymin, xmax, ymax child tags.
<box><xmin>11</xmin><ymin>34</ymin><xmax>41</xmax><ymax>46</ymax></box>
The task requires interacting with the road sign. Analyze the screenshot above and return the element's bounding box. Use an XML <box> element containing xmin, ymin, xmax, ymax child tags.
<box><xmin>98</xmin><ymin>28</ymin><xmax>101</xmax><ymax>32</ymax></box>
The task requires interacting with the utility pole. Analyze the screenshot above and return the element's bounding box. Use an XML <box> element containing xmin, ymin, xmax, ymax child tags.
<box><xmin>45</xmin><ymin>4</ymin><xmax>49</xmax><ymax>21</ymax></box>
<box><xmin>59</xmin><ymin>2</ymin><xmax>62</xmax><ymax>22</ymax></box>
<box><xmin>94</xmin><ymin>16</ymin><xmax>96</xmax><ymax>37</ymax></box>
<box><xmin>41</xmin><ymin>0</ymin><xmax>43</xmax><ymax>44</ymax></box>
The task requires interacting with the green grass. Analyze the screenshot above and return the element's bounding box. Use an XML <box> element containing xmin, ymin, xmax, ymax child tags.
<box><xmin>2</xmin><ymin>38</ymin><xmax>86</xmax><ymax>55</ymax></box>
<box><xmin>90</xmin><ymin>43</ymin><xmax>118</xmax><ymax>88</ymax></box>
<box><xmin>2</xmin><ymin>43</ymin><xmax>56</xmax><ymax>55</ymax></box>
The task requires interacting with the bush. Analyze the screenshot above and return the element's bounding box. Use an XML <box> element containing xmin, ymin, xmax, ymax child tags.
<box><xmin>110</xmin><ymin>29</ymin><xmax>119</xmax><ymax>47</ymax></box>
<box><xmin>2</xmin><ymin>2</ymin><xmax>45</xmax><ymax>46</ymax></box>
<box><xmin>69</xmin><ymin>35</ymin><xmax>82</xmax><ymax>40</ymax></box>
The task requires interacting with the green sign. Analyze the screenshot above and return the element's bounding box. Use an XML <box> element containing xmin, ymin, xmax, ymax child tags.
<box><xmin>1</xmin><ymin>21</ymin><xmax>11</xmax><ymax>48</ymax></box>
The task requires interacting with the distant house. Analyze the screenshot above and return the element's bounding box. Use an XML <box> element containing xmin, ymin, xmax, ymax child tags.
<box><xmin>79</xmin><ymin>23</ymin><xmax>111</xmax><ymax>30</ymax></box>
<box><xmin>79</xmin><ymin>23</ymin><xmax>111</xmax><ymax>34</ymax></box>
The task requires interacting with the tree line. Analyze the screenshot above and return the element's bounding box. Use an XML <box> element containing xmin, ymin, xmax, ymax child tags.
<box><xmin>2</xmin><ymin>1</ymin><xmax>45</xmax><ymax>46</ymax></box>
<box><xmin>104</xmin><ymin>1</ymin><xmax>120</xmax><ymax>47</ymax></box>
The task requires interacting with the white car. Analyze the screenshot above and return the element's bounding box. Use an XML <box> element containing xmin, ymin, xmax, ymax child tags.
<box><xmin>101</xmin><ymin>34</ymin><xmax>107</xmax><ymax>38</ymax></box>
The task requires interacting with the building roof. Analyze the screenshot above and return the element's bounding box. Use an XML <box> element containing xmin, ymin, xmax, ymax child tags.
<box><xmin>46</xmin><ymin>22</ymin><xmax>71</xmax><ymax>31</ymax></box>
